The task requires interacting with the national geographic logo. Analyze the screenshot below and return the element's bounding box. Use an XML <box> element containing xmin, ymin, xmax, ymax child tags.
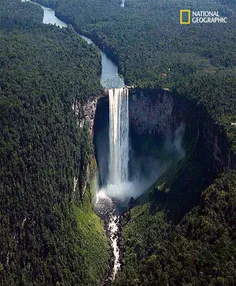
<box><xmin>180</xmin><ymin>10</ymin><xmax>191</xmax><ymax>24</ymax></box>
<box><xmin>180</xmin><ymin>10</ymin><xmax>227</xmax><ymax>24</ymax></box>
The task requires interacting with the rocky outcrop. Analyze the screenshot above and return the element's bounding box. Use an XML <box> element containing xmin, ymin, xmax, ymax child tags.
<box><xmin>72</xmin><ymin>95</ymin><xmax>103</xmax><ymax>134</ymax></box>
<box><xmin>196</xmin><ymin>114</ymin><xmax>234</xmax><ymax>177</ymax></box>
<box><xmin>125</xmin><ymin>87</ymin><xmax>235</xmax><ymax>222</ymax></box>
<box><xmin>71</xmin><ymin>95</ymin><xmax>104</xmax><ymax>199</ymax></box>
<box><xmin>93</xmin><ymin>87</ymin><xmax>235</xmax><ymax>193</ymax></box>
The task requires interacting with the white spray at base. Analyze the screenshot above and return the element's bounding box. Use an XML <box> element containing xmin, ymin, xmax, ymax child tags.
<box><xmin>95</xmin><ymin>89</ymin><xmax>185</xmax><ymax>280</ymax></box>
<box><xmin>95</xmin><ymin>88</ymin><xmax>129</xmax><ymax>280</ymax></box>
<box><xmin>96</xmin><ymin>87</ymin><xmax>131</xmax><ymax>201</ymax></box>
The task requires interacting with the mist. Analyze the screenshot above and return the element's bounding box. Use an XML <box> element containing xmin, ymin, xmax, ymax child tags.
<box><xmin>94</xmin><ymin>116</ymin><xmax>185</xmax><ymax>202</ymax></box>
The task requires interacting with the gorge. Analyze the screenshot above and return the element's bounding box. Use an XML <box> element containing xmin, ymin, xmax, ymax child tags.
<box><xmin>2</xmin><ymin>0</ymin><xmax>235</xmax><ymax>285</ymax></box>
<box><xmin>25</xmin><ymin>0</ymin><xmax>235</xmax><ymax>271</ymax></box>
<box><xmin>28</xmin><ymin>1</ymin><xmax>187</xmax><ymax>279</ymax></box>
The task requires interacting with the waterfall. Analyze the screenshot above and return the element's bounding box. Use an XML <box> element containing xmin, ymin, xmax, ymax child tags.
<box><xmin>108</xmin><ymin>88</ymin><xmax>129</xmax><ymax>186</ymax></box>
<box><xmin>94</xmin><ymin>87</ymin><xmax>129</xmax><ymax>280</ymax></box>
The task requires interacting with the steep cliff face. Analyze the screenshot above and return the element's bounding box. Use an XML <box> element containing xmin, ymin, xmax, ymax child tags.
<box><xmin>72</xmin><ymin>94</ymin><xmax>102</xmax><ymax>134</ymax></box>
<box><xmin>129</xmin><ymin>89</ymin><xmax>175</xmax><ymax>136</ymax></box>
<box><xmin>177</xmin><ymin>94</ymin><xmax>235</xmax><ymax>178</ymax></box>
<box><xmin>92</xmin><ymin>87</ymin><xmax>234</xmax><ymax>210</ymax></box>
<box><xmin>125</xmin><ymin>87</ymin><xmax>235</xmax><ymax>221</ymax></box>
<box><xmin>115</xmin><ymin>89</ymin><xmax>236</xmax><ymax>286</ymax></box>
<box><xmin>126</xmin><ymin>89</ymin><xmax>184</xmax><ymax>188</ymax></box>
<box><xmin>93</xmin><ymin>95</ymin><xmax>109</xmax><ymax>186</ymax></box>
<box><xmin>72</xmin><ymin>94</ymin><xmax>105</xmax><ymax>198</ymax></box>
<box><xmin>129</xmin><ymin>88</ymin><xmax>234</xmax><ymax>176</ymax></box>
<box><xmin>196</xmin><ymin>115</ymin><xmax>233</xmax><ymax>177</ymax></box>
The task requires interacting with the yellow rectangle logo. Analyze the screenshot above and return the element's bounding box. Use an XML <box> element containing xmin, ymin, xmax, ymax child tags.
<box><xmin>180</xmin><ymin>10</ymin><xmax>191</xmax><ymax>24</ymax></box>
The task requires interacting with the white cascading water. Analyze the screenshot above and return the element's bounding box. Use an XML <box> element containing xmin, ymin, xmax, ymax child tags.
<box><xmin>106</xmin><ymin>88</ymin><xmax>129</xmax><ymax>279</ymax></box>
<box><xmin>108</xmin><ymin>87</ymin><xmax>129</xmax><ymax>187</ymax></box>
<box><xmin>21</xmin><ymin>0</ymin><xmax>128</xmax><ymax>281</ymax></box>
<box><xmin>95</xmin><ymin>87</ymin><xmax>129</xmax><ymax>281</ymax></box>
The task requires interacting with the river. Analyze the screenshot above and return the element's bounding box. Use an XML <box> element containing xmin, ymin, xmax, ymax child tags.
<box><xmin>21</xmin><ymin>0</ymin><xmax>122</xmax><ymax>282</ymax></box>
<box><xmin>23</xmin><ymin>0</ymin><xmax>124</xmax><ymax>89</ymax></box>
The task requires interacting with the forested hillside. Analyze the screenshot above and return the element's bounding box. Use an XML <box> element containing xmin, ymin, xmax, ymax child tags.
<box><xmin>0</xmin><ymin>0</ymin><xmax>109</xmax><ymax>285</ymax></box>
<box><xmin>34</xmin><ymin>0</ymin><xmax>236</xmax><ymax>153</ymax></box>
<box><xmin>34</xmin><ymin>0</ymin><xmax>236</xmax><ymax>83</ymax></box>
<box><xmin>32</xmin><ymin>1</ymin><xmax>236</xmax><ymax>285</ymax></box>
<box><xmin>115</xmin><ymin>171</ymin><xmax>236</xmax><ymax>285</ymax></box>
<box><xmin>1</xmin><ymin>0</ymin><xmax>235</xmax><ymax>285</ymax></box>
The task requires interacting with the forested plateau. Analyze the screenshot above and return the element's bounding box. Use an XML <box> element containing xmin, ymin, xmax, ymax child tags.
<box><xmin>35</xmin><ymin>0</ymin><xmax>236</xmax><ymax>154</ymax></box>
<box><xmin>0</xmin><ymin>0</ymin><xmax>109</xmax><ymax>285</ymax></box>
<box><xmin>32</xmin><ymin>0</ymin><xmax>236</xmax><ymax>285</ymax></box>
<box><xmin>0</xmin><ymin>0</ymin><xmax>236</xmax><ymax>285</ymax></box>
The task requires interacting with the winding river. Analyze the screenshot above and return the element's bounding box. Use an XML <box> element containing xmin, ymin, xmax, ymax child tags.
<box><xmin>21</xmin><ymin>0</ymin><xmax>122</xmax><ymax>281</ymax></box>
<box><xmin>38</xmin><ymin>2</ymin><xmax>124</xmax><ymax>89</ymax></box>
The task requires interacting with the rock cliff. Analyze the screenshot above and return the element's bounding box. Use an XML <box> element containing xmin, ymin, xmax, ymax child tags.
<box><xmin>129</xmin><ymin>88</ymin><xmax>235</xmax><ymax>176</ymax></box>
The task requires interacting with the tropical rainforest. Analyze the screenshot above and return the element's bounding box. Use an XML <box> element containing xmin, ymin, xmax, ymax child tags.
<box><xmin>0</xmin><ymin>0</ymin><xmax>109</xmax><ymax>285</ymax></box>
<box><xmin>33</xmin><ymin>0</ymin><xmax>236</xmax><ymax>285</ymax></box>
<box><xmin>35</xmin><ymin>0</ymin><xmax>236</xmax><ymax>153</ymax></box>
<box><xmin>0</xmin><ymin>0</ymin><xmax>236</xmax><ymax>285</ymax></box>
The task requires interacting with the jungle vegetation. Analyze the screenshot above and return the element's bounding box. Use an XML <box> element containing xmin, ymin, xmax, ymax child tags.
<box><xmin>0</xmin><ymin>0</ymin><xmax>109</xmax><ymax>285</ymax></box>
<box><xmin>32</xmin><ymin>1</ymin><xmax>236</xmax><ymax>285</ymax></box>
<box><xmin>114</xmin><ymin>171</ymin><xmax>236</xmax><ymax>285</ymax></box>
<box><xmin>35</xmin><ymin>0</ymin><xmax>236</xmax><ymax>153</ymax></box>
<box><xmin>0</xmin><ymin>0</ymin><xmax>235</xmax><ymax>285</ymax></box>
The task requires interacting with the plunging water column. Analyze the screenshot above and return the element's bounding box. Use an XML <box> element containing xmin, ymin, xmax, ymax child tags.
<box><xmin>21</xmin><ymin>0</ymin><xmax>128</xmax><ymax>281</ymax></box>
<box><xmin>108</xmin><ymin>88</ymin><xmax>129</xmax><ymax>187</ymax></box>
<box><xmin>95</xmin><ymin>87</ymin><xmax>129</xmax><ymax>281</ymax></box>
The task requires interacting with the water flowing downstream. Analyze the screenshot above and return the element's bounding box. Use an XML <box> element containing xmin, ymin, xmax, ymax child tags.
<box><xmin>21</xmin><ymin>0</ymin><xmax>127</xmax><ymax>281</ymax></box>
<box><xmin>22</xmin><ymin>0</ymin><xmax>124</xmax><ymax>88</ymax></box>
<box><xmin>96</xmin><ymin>87</ymin><xmax>130</xmax><ymax>280</ymax></box>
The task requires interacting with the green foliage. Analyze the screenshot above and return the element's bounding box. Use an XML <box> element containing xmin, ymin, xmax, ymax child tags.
<box><xmin>175</xmin><ymin>69</ymin><xmax>236</xmax><ymax>153</ymax></box>
<box><xmin>0</xmin><ymin>0</ymin><xmax>108</xmax><ymax>285</ymax></box>
<box><xmin>73</xmin><ymin>192</ymin><xmax>109</xmax><ymax>285</ymax></box>
<box><xmin>34</xmin><ymin>2</ymin><xmax>236</xmax><ymax>284</ymax></box>
<box><xmin>0</xmin><ymin>0</ymin><xmax>43</xmax><ymax>27</ymax></box>
<box><xmin>34</xmin><ymin>0</ymin><xmax>236</xmax><ymax>154</ymax></box>
<box><xmin>1</xmin><ymin>0</ymin><xmax>235</xmax><ymax>285</ymax></box>
<box><xmin>34</xmin><ymin>0</ymin><xmax>236</xmax><ymax>85</ymax></box>
<box><xmin>115</xmin><ymin>171</ymin><xmax>236</xmax><ymax>285</ymax></box>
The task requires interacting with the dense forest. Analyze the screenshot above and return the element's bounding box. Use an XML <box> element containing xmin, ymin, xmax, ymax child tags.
<box><xmin>35</xmin><ymin>0</ymin><xmax>236</xmax><ymax>153</ymax></box>
<box><xmin>0</xmin><ymin>0</ymin><xmax>109</xmax><ymax>285</ymax></box>
<box><xmin>32</xmin><ymin>0</ymin><xmax>236</xmax><ymax>285</ymax></box>
<box><xmin>114</xmin><ymin>171</ymin><xmax>236</xmax><ymax>285</ymax></box>
<box><xmin>1</xmin><ymin>0</ymin><xmax>236</xmax><ymax>285</ymax></box>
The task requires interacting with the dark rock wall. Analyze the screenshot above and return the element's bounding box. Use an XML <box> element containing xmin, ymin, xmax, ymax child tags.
<box><xmin>128</xmin><ymin>88</ymin><xmax>235</xmax><ymax>221</ymax></box>
<box><xmin>129</xmin><ymin>88</ymin><xmax>234</xmax><ymax>174</ymax></box>
<box><xmin>92</xmin><ymin>87</ymin><xmax>235</xmax><ymax>207</ymax></box>
<box><xmin>129</xmin><ymin>89</ymin><xmax>175</xmax><ymax>136</ymax></box>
